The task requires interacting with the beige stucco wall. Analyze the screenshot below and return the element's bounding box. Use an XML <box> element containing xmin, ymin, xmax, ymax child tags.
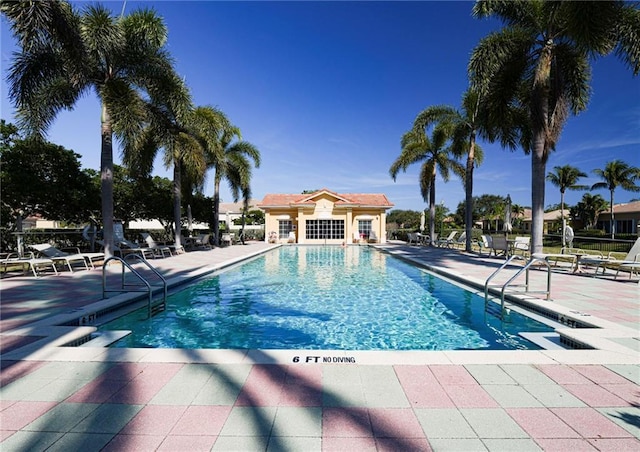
<box><xmin>263</xmin><ymin>195</ymin><xmax>388</xmax><ymax>244</ymax></box>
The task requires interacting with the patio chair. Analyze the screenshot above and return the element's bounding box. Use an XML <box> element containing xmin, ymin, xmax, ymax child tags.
<box><xmin>435</xmin><ymin>231</ymin><xmax>458</xmax><ymax>248</ymax></box>
<box><xmin>368</xmin><ymin>230</ymin><xmax>378</xmax><ymax>243</ymax></box>
<box><xmin>188</xmin><ymin>233</ymin><xmax>211</xmax><ymax>250</ymax></box>
<box><xmin>582</xmin><ymin>237</ymin><xmax>640</xmax><ymax>279</ymax></box>
<box><xmin>513</xmin><ymin>236</ymin><xmax>530</xmax><ymax>258</ymax></box>
<box><xmin>489</xmin><ymin>235</ymin><xmax>509</xmax><ymax>258</ymax></box>
<box><xmin>450</xmin><ymin>232</ymin><xmax>467</xmax><ymax>249</ymax></box>
<box><xmin>0</xmin><ymin>252</ymin><xmax>58</xmax><ymax>277</ymax></box>
<box><xmin>140</xmin><ymin>232</ymin><xmax>177</xmax><ymax>257</ymax></box>
<box><xmin>29</xmin><ymin>243</ymin><xmax>94</xmax><ymax>272</ymax></box>
<box><xmin>475</xmin><ymin>235</ymin><xmax>491</xmax><ymax>256</ymax></box>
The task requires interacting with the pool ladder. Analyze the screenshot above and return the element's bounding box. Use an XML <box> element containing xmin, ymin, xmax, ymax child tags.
<box><xmin>484</xmin><ymin>254</ymin><xmax>554</xmax><ymax>319</ymax></box>
<box><xmin>102</xmin><ymin>254</ymin><xmax>167</xmax><ymax>318</ymax></box>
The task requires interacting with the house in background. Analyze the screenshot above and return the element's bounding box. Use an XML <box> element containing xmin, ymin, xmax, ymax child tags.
<box><xmin>595</xmin><ymin>200</ymin><xmax>640</xmax><ymax>235</ymax></box>
<box><xmin>258</xmin><ymin>189</ymin><xmax>394</xmax><ymax>244</ymax></box>
<box><xmin>520</xmin><ymin>209</ymin><xmax>565</xmax><ymax>234</ymax></box>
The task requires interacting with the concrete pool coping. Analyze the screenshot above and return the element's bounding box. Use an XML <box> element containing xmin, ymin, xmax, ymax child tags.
<box><xmin>1</xmin><ymin>241</ymin><xmax>638</xmax><ymax>365</ymax></box>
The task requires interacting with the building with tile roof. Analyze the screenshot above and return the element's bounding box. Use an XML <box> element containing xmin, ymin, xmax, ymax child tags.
<box><xmin>257</xmin><ymin>188</ymin><xmax>394</xmax><ymax>244</ymax></box>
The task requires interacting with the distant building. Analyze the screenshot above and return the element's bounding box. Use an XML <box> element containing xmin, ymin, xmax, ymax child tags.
<box><xmin>595</xmin><ymin>200</ymin><xmax>640</xmax><ymax>235</ymax></box>
<box><xmin>258</xmin><ymin>188</ymin><xmax>394</xmax><ymax>244</ymax></box>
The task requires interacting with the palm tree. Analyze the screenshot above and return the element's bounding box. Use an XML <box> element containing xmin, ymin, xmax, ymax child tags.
<box><xmin>469</xmin><ymin>0</ymin><xmax>640</xmax><ymax>254</ymax></box>
<box><xmin>411</xmin><ymin>90</ymin><xmax>487</xmax><ymax>252</ymax></box>
<box><xmin>390</xmin><ymin>120</ymin><xmax>464</xmax><ymax>244</ymax></box>
<box><xmin>2</xmin><ymin>1</ymin><xmax>184</xmax><ymax>257</ymax></box>
<box><xmin>546</xmin><ymin>165</ymin><xmax>588</xmax><ymax>246</ymax></box>
<box><xmin>591</xmin><ymin>160</ymin><xmax>640</xmax><ymax>239</ymax></box>
<box><xmin>571</xmin><ymin>193</ymin><xmax>608</xmax><ymax>230</ymax></box>
<box><xmin>201</xmin><ymin>118</ymin><xmax>261</xmax><ymax>246</ymax></box>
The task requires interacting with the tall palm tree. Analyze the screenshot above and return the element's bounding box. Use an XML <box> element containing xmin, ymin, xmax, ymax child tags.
<box><xmin>411</xmin><ymin>90</ymin><xmax>487</xmax><ymax>252</ymax></box>
<box><xmin>3</xmin><ymin>1</ymin><xmax>184</xmax><ymax>257</ymax></box>
<box><xmin>571</xmin><ymin>193</ymin><xmax>609</xmax><ymax>230</ymax></box>
<box><xmin>469</xmin><ymin>0</ymin><xmax>640</xmax><ymax>254</ymax></box>
<box><xmin>591</xmin><ymin>160</ymin><xmax>640</xmax><ymax>239</ymax></box>
<box><xmin>546</xmin><ymin>165</ymin><xmax>588</xmax><ymax>246</ymax></box>
<box><xmin>390</xmin><ymin>121</ymin><xmax>465</xmax><ymax>244</ymax></box>
<box><xmin>198</xmin><ymin>115</ymin><xmax>260</xmax><ymax>246</ymax></box>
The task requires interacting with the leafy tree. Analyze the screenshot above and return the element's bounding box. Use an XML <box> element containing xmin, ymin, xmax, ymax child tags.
<box><xmin>386</xmin><ymin>210</ymin><xmax>421</xmax><ymax>230</ymax></box>
<box><xmin>591</xmin><ymin>160</ymin><xmax>640</xmax><ymax>238</ymax></box>
<box><xmin>2</xmin><ymin>1</ymin><xmax>186</xmax><ymax>257</ymax></box>
<box><xmin>412</xmin><ymin>90</ymin><xmax>490</xmax><ymax>251</ymax></box>
<box><xmin>469</xmin><ymin>0</ymin><xmax>640</xmax><ymax>254</ymax></box>
<box><xmin>570</xmin><ymin>193</ymin><xmax>608</xmax><ymax>230</ymax></box>
<box><xmin>546</xmin><ymin>165</ymin><xmax>588</xmax><ymax>245</ymax></box>
<box><xmin>390</xmin><ymin>120</ymin><xmax>464</xmax><ymax>244</ymax></box>
<box><xmin>1</xmin><ymin>130</ymin><xmax>98</xmax><ymax>230</ymax></box>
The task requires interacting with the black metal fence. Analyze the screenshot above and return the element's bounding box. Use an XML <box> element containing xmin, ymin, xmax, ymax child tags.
<box><xmin>543</xmin><ymin>233</ymin><xmax>637</xmax><ymax>254</ymax></box>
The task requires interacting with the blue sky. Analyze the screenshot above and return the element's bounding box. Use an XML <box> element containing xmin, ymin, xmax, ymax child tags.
<box><xmin>2</xmin><ymin>1</ymin><xmax>639</xmax><ymax>213</ymax></box>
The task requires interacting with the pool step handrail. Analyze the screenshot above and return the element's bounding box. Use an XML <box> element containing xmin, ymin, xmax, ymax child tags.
<box><xmin>102</xmin><ymin>254</ymin><xmax>167</xmax><ymax>318</ymax></box>
<box><xmin>484</xmin><ymin>254</ymin><xmax>553</xmax><ymax>318</ymax></box>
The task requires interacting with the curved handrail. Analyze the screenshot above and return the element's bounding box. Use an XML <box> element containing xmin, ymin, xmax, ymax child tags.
<box><xmin>102</xmin><ymin>255</ymin><xmax>167</xmax><ymax>318</ymax></box>
<box><xmin>484</xmin><ymin>254</ymin><xmax>528</xmax><ymax>303</ymax></box>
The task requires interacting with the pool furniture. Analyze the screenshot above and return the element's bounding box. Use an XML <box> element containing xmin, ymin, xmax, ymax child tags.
<box><xmin>581</xmin><ymin>237</ymin><xmax>640</xmax><ymax>279</ymax></box>
<box><xmin>475</xmin><ymin>235</ymin><xmax>491</xmax><ymax>256</ymax></box>
<box><xmin>436</xmin><ymin>231</ymin><xmax>458</xmax><ymax>248</ymax></box>
<box><xmin>187</xmin><ymin>233</ymin><xmax>211</xmax><ymax>250</ymax></box>
<box><xmin>450</xmin><ymin>232</ymin><xmax>467</xmax><ymax>249</ymax></box>
<box><xmin>368</xmin><ymin>230</ymin><xmax>378</xmax><ymax>243</ymax></box>
<box><xmin>489</xmin><ymin>235</ymin><xmax>509</xmax><ymax>257</ymax></box>
<box><xmin>512</xmin><ymin>236</ymin><xmax>530</xmax><ymax>258</ymax></box>
<box><xmin>0</xmin><ymin>252</ymin><xmax>58</xmax><ymax>277</ymax></box>
<box><xmin>140</xmin><ymin>232</ymin><xmax>176</xmax><ymax>257</ymax></box>
<box><xmin>29</xmin><ymin>243</ymin><xmax>95</xmax><ymax>272</ymax></box>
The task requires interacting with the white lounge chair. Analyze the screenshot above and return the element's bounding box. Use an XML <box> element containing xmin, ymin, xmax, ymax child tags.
<box><xmin>140</xmin><ymin>232</ymin><xmax>174</xmax><ymax>258</ymax></box>
<box><xmin>513</xmin><ymin>236</ymin><xmax>530</xmax><ymax>258</ymax></box>
<box><xmin>436</xmin><ymin>231</ymin><xmax>458</xmax><ymax>248</ymax></box>
<box><xmin>475</xmin><ymin>235</ymin><xmax>491</xmax><ymax>256</ymax></box>
<box><xmin>582</xmin><ymin>237</ymin><xmax>640</xmax><ymax>279</ymax></box>
<box><xmin>29</xmin><ymin>243</ymin><xmax>93</xmax><ymax>272</ymax></box>
<box><xmin>368</xmin><ymin>230</ymin><xmax>378</xmax><ymax>243</ymax></box>
<box><xmin>450</xmin><ymin>232</ymin><xmax>467</xmax><ymax>249</ymax></box>
<box><xmin>0</xmin><ymin>252</ymin><xmax>58</xmax><ymax>277</ymax></box>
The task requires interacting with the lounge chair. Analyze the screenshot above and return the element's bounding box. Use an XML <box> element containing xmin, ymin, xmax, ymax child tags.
<box><xmin>29</xmin><ymin>243</ymin><xmax>94</xmax><ymax>272</ymax></box>
<box><xmin>436</xmin><ymin>231</ymin><xmax>458</xmax><ymax>248</ymax></box>
<box><xmin>407</xmin><ymin>232</ymin><xmax>419</xmax><ymax>245</ymax></box>
<box><xmin>368</xmin><ymin>230</ymin><xmax>378</xmax><ymax>243</ymax></box>
<box><xmin>187</xmin><ymin>233</ymin><xmax>211</xmax><ymax>250</ymax></box>
<box><xmin>140</xmin><ymin>232</ymin><xmax>176</xmax><ymax>257</ymax></box>
<box><xmin>513</xmin><ymin>236</ymin><xmax>530</xmax><ymax>258</ymax></box>
<box><xmin>99</xmin><ymin>240</ymin><xmax>155</xmax><ymax>260</ymax></box>
<box><xmin>0</xmin><ymin>252</ymin><xmax>58</xmax><ymax>277</ymax></box>
<box><xmin>450</xmin><ymin>232</ymin><xmax>467</xmax><ymax>249</ymax></box>
<box><xmin>582</xmin><ymin>237</ymin><xmax>640</xmax><ymax>279</ymax></box>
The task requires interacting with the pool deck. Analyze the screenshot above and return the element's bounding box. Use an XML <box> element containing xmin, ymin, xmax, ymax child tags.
<box><xmin>1</xmin><ymin>241</ymin><xmax>638</xmax><ymax>451</ymax></box>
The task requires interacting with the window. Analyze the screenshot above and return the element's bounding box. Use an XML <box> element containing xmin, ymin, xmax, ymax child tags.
<box><xmin>358</xmin><ymin>220</ymin><xmax>372</xmax><ymax>239</ymax></box>
<box><xmin>306</xmin><ymin>220</ymin><xmax>345</xmax><ymax>240</ymax></box>
<box><xmin>278</xmin><ymin>220</ymin><xmax>292</xmax><ymax>239</ymax></box>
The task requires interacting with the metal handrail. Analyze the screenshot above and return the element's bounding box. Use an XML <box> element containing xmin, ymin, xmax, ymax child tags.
<box><xmin>102</xmin><ymin>255</ymin><xmax>167</xmax><ymax>318</ymax></box>
<box><xmin>484</xmin><ymin>254</ymin><xmax>554</xmax><ymax>318</ymax></box>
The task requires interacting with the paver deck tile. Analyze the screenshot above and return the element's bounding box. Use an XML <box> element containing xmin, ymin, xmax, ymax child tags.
<box><xmin>550</xmin><ymin>407</ymin><xmax>635</xmax><ymax>438</ymax></box>
<box><xmin>506</xmin><ymin>407</ymin><xmax>581</xmax><ymax>438</ymax></box>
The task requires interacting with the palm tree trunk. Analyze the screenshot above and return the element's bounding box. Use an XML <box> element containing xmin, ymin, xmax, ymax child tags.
<box><xmin>212</xmin><ymin>174</ymin><xmax>221</xmax><ymax>246</ymax></box>
<box><xmin>530</xmin><ymin>132</ymin><xmax>547</xmax><ymax>255</ymax></box>
<box><xmin>101</xmin><ymin>104</ymin><xmax>115</xmax><ymax>258</ymax></box>
<box><xmin>173</xmin><ymin>162</ymin><xmax>183</xmax><ymax>249</ymax></box>
<box><xmin>428</xmin><ymin>177</ymin><xmax>436</xmax><ymax>246</ymax></box>
<box><xmin>464</xmin><ymin>134</ymin><xmax>476</xmax><ymax>252</ymax></box>
<box><xmin>560</xmin><ymin>190</ymin><xmax>565</xmax><ymax>247</ymax></box>
<box><xmin>610</xmin><ymin>190</ymin><xmax>615</xmax><ymax>240</ymax></box>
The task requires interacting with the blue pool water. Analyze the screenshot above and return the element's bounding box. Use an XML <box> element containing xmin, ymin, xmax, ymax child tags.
<box><xmin>100</xmin><ymin>246</ymin><xmax>554</xmax><ymax>350</ymax></box>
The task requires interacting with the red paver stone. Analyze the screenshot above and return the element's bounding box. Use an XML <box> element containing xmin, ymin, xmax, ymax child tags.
<box><xmin>430</xmin><ymin>365</ymin><xmax>477</xmax><ymax>385</ymax></box>
<box><xmin>322</xmin><ymin>436</ymin><xmax>377</xmax><ymax>451</ymax></box>
<box><xmin>376</xmin><ymin>436</ymin><xmax>433</xmax><ymax>451</ymax></box>
<box><xmin>534</xmin><ymin>438</ymin><xmax>598</xmax><ymax>451</ymax></box>
<box><xmin>323</xmin><ymin>407</ymin><xmax>373</xmax><ymax>437</ymax></box>
<box><xmin>66</xmin><ymin>377</ymin><xmax>129</xmax><ymax>403</ymax></box>
<box><xmin>562</xmin><ymin>384</ymin><xmax>630</xmax><ymax>407</ymax></box>
<box><xmin>279</xmin><ymin>366</ymin><xmax>323</xmax><ymax>406</ymax></box>
<box><xmin>394</xmin><ymin>365</ymin><xmax>455</xmax><ymax>408</ymax></box>
<box><xmin>368</xmin><ymin>408</ymin><xmax>426</xmax><ymax>439</ymax></box>
<box><xmin>588</xmin><ymin>437</ymin><xmax>640</xmax><ymax>451</ymax></box>
<box><xmin>0</xmin><ymin>360</ymin><xmax>47</xmax><ymax>386</ymax></box>
<box><xmin>571</xmin><ymin>365</ymin><xmax>636</xmax><ymax>385</ymax></box>
<box><xmin>157</xmin><ymin>434</ymin><xmax>217</xmax><ymax>451</ymax></box>
<box><xmin>601</xmin><ymin>384</ymin><xmax>640</xmax><ymax>405</ymax></box>
<box><xmin>101</xmin><ymin>362</ymin><xmax>151</xmax><ymax>381</ymax></box>
<box><xmin>109</xmin><ymin>363</ymin><xmax>183</xmax><ymax>404</ymax></box>
<box><xmin>442</xmin><ymin>384</ymin><xmax>499</xmax><ymax>408</ymax></box>
<box><xmin>169</xmin><ymin>406</ymin><xmax>231</xmax><ymax>436</ymax></box>
<box><xmin>506</xmin><ymin>408</ymin><xmax>580</xmax><ymax>438</ymax></box>
<box><xmin>119</xmin><ymin>405</ymin><xmax>187</xmax><ymax>436</ymax></box>
<box><xmin>102</xmin><ymin>434</ymin><xmax>165</xmax><ymax>451</ymax></box>
<box><xmin>551</xmin><ymin>407</ymin><xmax>634</xmax><ymax>438</ymax></box>
<box><xmin>0</xmin><ymin>401</ymin><xmax>58</xmax><ymax>430</ymax></box>
<box><xmin>537</xmin><ymin>365</ymin><xmax>593</xmax><ymax>385</ymax></box>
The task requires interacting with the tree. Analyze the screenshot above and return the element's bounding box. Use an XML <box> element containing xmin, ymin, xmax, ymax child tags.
<box><xmin>3</xmin><ymin>1</ymin><xmax>185</xmax><ymax>257</ymax></box>
<box><xmin>469</xmin><ymin>0</ymin><xmax>640</xmax><ymax>254</ymax></box>
<box><xmin>411</xmin><ymin>90</ymin><xmax>487</xmax><ymax>252</ymax></box>
<box><xmin>1</xmin><ymin>127</ymin><xmax>98</xmax><ymax>231</ymax></box>
<box><xmin>591</xmin><ymin>160</ymin><xmax>640</xmax><ymax>239</ymax></box>
<box><xmin>546</xmin><ymin>165</ymin><xmax>588</xmax><ymax>246</ymax></box>
<box><xmin>387</xmin><ymin>210</ymin><xmax>421</xmax><ymax>230</ymax></box>
<box><xmin>204</xmin><ymin>120</ymin><xmax>261</xmax><ymax>246</ymax></box>
<box><xmin>390</xmin><ymin>120</ymin><xmax>465</xmax><ymax>244</ymax></box>
<box><xmin>571</xmin><ymin>193</ymin><xmax>608</xmax><ymax>230</ymax></box>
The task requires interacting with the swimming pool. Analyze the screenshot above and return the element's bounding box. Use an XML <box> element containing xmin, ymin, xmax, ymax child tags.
<box><xmin>100</xmin><ymin>246</ymin><xmax>554</xmax><ymax>350</ymax></box>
